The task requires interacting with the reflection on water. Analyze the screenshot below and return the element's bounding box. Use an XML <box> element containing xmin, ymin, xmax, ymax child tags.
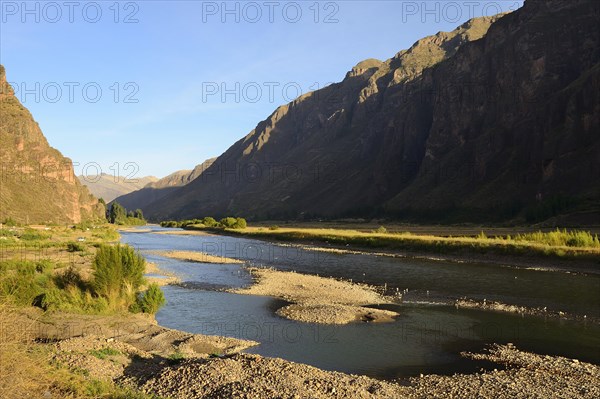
<box><xmin>121</xmin><ymin>227</ymin><xmax>600</xmax><ymax>379</ymax></box>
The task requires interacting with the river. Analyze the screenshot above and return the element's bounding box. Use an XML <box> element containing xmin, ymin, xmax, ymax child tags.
<box><xmin>120</xmin><ymin>226</ymin><xmax>600</xmax><ymax>380</ymax></box>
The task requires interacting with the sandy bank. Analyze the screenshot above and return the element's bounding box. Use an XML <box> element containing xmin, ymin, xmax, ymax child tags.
<box><xmin>144</xmin><ymin>261</ymin><xmax>181</xmax><ymax>286</ymax></box>
<box><xmin>154</xmin><ymin>250</ymin><xmax>244</xmax><ymax>264</ymax></box>
<box><xmin>233</xmin><ymin>268</ymin><xmax>398</xmax><ymax>324</ymax></box>
<box><xmin>153</xmin><ymin>230</ymin><xmax>214</xmax><ymax>236</ymax></box>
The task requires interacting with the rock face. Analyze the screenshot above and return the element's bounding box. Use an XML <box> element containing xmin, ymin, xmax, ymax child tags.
<box><xmin>145</xmin><ymin>0</ymin><xmax>599</xmax><ymax>222</ymax></box>
<box><xmin>112</xmin><ymin>158</ymin><xmax>215</xmax><ymax>211</ymax></box>
<box><xmin>78</xmin><ymin>174</ymin><xmax>158</xmax><ymax>203</ymax></box>
<box><xmin>0</xmin><ymin>65</ymin><xmax>104</xmax><ymax>224</ymax></box>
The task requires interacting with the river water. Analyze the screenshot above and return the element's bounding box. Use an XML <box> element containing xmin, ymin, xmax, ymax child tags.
<box><xmin>121</xmin><ymin>226</ymin><xmax>600</xmax><ymax>380</ymax></box>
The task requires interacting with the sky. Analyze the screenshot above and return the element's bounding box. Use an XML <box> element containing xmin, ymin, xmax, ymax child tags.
<box><xmin>0</xmin><ymin>0</ymin><xmax>523</xmax><ymax>179</ymax></box>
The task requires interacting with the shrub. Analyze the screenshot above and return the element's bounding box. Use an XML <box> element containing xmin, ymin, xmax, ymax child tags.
<box><xmin>2</xmin><ymin>217</ymin><xmax>17</xmax><ymax>226</ymax></box>
<box><xmin>35</xmin><ymin>259</ymin><xmax>54</xmax><ymax>274</ymax></box>
<box><xmin>373</xmin><ymin>226</ymin><xmax>387</xmax><ymax>234</ymax></box>
<box><xmin>234</xmin><ymin>217</ymin><xmax>247</xmax><ymax>229</ymax></box>
<box><xmin>202</xmin><ymin>217</ymin><xmax>218</xmax><ymax>227</ymax></box>
<box><xmin>92</xmin><ymin>244</ymin><xmax>146</xmax><ymax>309</ymax></box>
<box><xmin>136</xmin><ymin>283</ymin><xmax>166</xmax><ymax>314</ymax></box>
<box><xmin>67</xmin><ymin>242</ymin><xmax>86</xmax><ymax>252</ymax></box>
<box><xmin>20</xmin><ymin>229</ymin><xmax>51</xmax><ymax>241</ymax></box>
<box><xmin>220</xmin><ymin>217</ymin><xmax>237</xmax><ymax>228</ymax></box>
<box><xmin>269</xmin><ymin>225</ymin><xmax>280</xmax><ymax>231</ymax></box>
<box><xmin>54</xmin><ymin>266</ymin><xmax>85</xmax><ymax>290</ymax></box>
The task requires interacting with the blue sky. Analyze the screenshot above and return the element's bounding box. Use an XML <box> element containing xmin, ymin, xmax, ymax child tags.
<box><xmin>1</xmin><ymin>0</ymin><xmax>523</xmax><ymax>178</ymax></box>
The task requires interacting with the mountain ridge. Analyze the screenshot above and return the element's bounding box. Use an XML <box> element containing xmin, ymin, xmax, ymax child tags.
<box><xmin>0</xmin><ymin>65</ymin><xmax>104</xmax><ymax>224</ymax></box>
<box><xmin>112</xmin><ymin>158</ymin><xmax>216</xmax><ymax>211</ymax></box>
<box><xmin>77</xmin><ymin>174</ymin><xmax>158</xmax><ymax>203</ymax></box>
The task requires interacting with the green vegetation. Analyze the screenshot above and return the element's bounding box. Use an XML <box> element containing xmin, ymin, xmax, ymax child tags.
<box><xmin>67</xmin><ymin>241</ymin><xmax>86</xmax><ymax>252</ymax></box>
<box><xmin>92</xmin><ymin>244</ymin><xmax>146</xmax><ymax>311</ymax></box>
<box><xmin>0</xmin><ymin>242</ymin><xmax>165</xmax><ymax>315</ymax></box>
<box><xmin>0</xmin><ymin>302</ymin><xmax>165</xmax><ymax>399</ymax></box>
<box><xmin>89</xmin><ymin>347</ymin><xmax>121</xmax><ymax>359</ymax></box>
<box><xmin>160</xmin><ymin>216</ymin><xmax>248</xmax><ymax>229</ymax></box>
<box><xmin>1</xmin><ymin>217</ymin><xmax>18</xmax><ymax>226</ymax></box>
<box><xmin>184</xmin><ymin>225</ymin><xmax>600</xmax><ymax>261</ymax></box>
<box><xmin>513</xmin><ymin>229</ymin><xmax>600</xmax><ymax>248</ymax></box>
<box><xmin>373</xmin><ymin>226</ymin><xmax>387</xmax><ymax>234</ymax></box>
<box><xmin>108</xmin><ymin>202</ymin><xmax>146</xmax><ymax>226</ymax></box>
<box><xmin>136</xmin><ymin>283</ymin><xmax>166</xmax><ymax>314</ymax></box>
<box><xmin>168</xmin><ymin>350</ymin><xmax>186</xmax><ymax>364</ymax></box>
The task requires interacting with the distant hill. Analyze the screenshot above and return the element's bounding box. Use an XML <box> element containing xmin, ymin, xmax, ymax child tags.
<box><xmin>142</xmin><ymin>0</ymin><xmax>600</xmax><ymax>223</ymax></box>
<box><xmin>77</xmin><ymin>174</ymin><xmax>158</xmax><ymax>203</ymax></box>
<box><xmin>0</xmin><ymin>65</ymin><xmax>104</xmax><ymax>224</ymax></box>
<box><xmin>112</xmin><ymin>158</ymin><xmax>216</xmax><ymax>211</ymax></box>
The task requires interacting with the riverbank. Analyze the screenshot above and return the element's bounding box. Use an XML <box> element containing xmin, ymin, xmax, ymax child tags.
<box><xmin>10</xmin><ymin>310</ymin><xmax>599</xmax><ymax>399</ymax></box>
<box><xmin>184</xmin><ymin>225</ymin><xmax>600</xmax><ymax>273</ymax></box>
<box><xmin>154</xmin><ymin>250</ymin><xmax>244</xmax><ymax>264</ymax></box>
<box><xmin>233</xmin><ymin>267</ymin><xmax>398</xmax><ymax>324</ymax></box>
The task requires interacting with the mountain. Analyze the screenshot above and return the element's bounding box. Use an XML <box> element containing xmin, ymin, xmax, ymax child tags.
<box><xmin>77</xmin><ymin>174</ymin><xmax>158</xmax><ymax>203</ymax></box>
<box><xmin>112</xmin><ymin>158</ymin><xmax>216</xmax><ymax>211</ymax></box>
<box><xmin>0</xmin><ymin>65</ymin><xmax>104</xmax><ymax>224</ymax></box>
<box><xmin>145</xmin><ymin>0</ymin><xmax>600</xmax><ymax>223</ymax></box>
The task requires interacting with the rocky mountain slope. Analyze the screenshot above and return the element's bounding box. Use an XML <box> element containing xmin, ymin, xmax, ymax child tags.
<box><xmin>77</xmin><ymin>174</ymin><xmax>158</xmax><ymax>203</ymax></box>
<box><xmin>112</xmin><ymin>158</ymin><xmax>215</xmax><ymax>211</ymax></box>
<box><xmin>0</xmin><ymin>66</ymin><xmax>104</xmax><ymax>224</ymax></box>
<box><xmin>144</xmin><ymin>0</ymin><xmax>599</xmax><ymax>222</ymax></box>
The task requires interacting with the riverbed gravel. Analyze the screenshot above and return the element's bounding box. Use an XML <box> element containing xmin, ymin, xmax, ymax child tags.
<box><xmin>232</xmin><ymin>267</ymin><xmax>399</xmax><ymax>324</ymax></box>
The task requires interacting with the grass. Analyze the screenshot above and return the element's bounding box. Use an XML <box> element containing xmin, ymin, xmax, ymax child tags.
<box><xmin>89</xmin><ymin>347</ymin><xmax>121</xmax><ymax>359</ymax></box>
<box><xmin>0</xmin><ymin>302</ymin><xmax>163</xmax><ymax>399</ymax></box>
<box><xmin>0</xmin><ymin>225</ymin><xmax>165</xmax><ymax>315</ymax></box>
<box><xmin>0</xmin><ymin>221</ymin><xmax>168</xmax><ymax>398</ymax></box>
<box><xmin>184</xmin><ymin>225</ymin><xmax>600</xmax><ymax>261</ymax></box>
<box><xmin>168</xmin><ymin>350</ymin><xmax>186</xmax><ymax>364</ymax></box>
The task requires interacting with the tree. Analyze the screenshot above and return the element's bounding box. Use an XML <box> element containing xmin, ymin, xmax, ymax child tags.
<box><xmin>235</xmin><ymin>217</ymin><xmax>247</xmax><ymax>229</ymax></box>
<box><xmin>134</xmin><ymin>209</ymin><xmax>144</xmax><ymax>219</ymax></box>
<box><xmin>202</xmin><ymin>216</ymin><xmax>217</xmax><ymax>227</ymax></box>
<box><xmin>108</xmin><ymin>202</ymin><xmax>127</xmax><ymax>224</ymax></box>
<box><xmin>220</xmin><ymin>217</ymin><xmax>237</xmax><ymax>228</ymax></box>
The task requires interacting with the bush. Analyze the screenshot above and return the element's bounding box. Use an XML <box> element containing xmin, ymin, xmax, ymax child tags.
<box><xmin>2</xmin><ymin>217</ymin><xmax>17</xmax><ymax>226</ymax></box>
<box><xmin>373</xmin><ymin>226</ymin><xmax>387</xmax><ymax>234</ymax></box>
<box><xmin>35</xmin><ymin>259</ymin><xmax>54</xmax><ymax>274</ymax></box>
<box><xmin>202</xmin><ymin>217</ymin><xmax>218</xmax><ymax>227</ymax></box>
<box><xmin>269</xmin><ymin>225</ymin><xmax>279</xmax><ymax>230</ymax></box>
<box><xmin>67</xmin><ymin>242</ymin><xmax>86</xmax><ymax>252</ymax></box>
<box><xmin>220</xmin><ymin>217</ymin><xmax>237</xmax><ymax>228</ymax></box>
<box><xmin>234</xmin><ymin>217</ymin><xmax>247</xmax><ymax>229</ymax></box>
<box><xmin>136</xmin><ymin>283</ymin><xmax>166</xmax><ymax>314</ymax></box>
<box><xmin>20</xmin><ymin>229</ymin><xmax>51</xmax><ymax>241</ymax></box>
<box><xmin>92</xmin><ymin>244</ymin><xmax>146</xmax><ymax>309</ymax></box>
<box><xmin>54</xmin><ymin>266</ymin><xmax>85</xmax><ymax>290</ymax></box>
<box><xmin>219</xmin><ymin>217</ymin><xmax>247</xmax><ymax>229</ymax></box>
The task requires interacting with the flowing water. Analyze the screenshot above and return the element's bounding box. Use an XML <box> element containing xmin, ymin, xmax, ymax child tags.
<box><xmin>121</xmin><ymin>226</ymin><xmax>600</xmax><ymax>380</ymax></box>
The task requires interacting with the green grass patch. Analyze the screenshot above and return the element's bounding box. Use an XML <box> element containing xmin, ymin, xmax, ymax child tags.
<box><xmin>184</xmin><ymin>225</ymin><xmax>600</xmax><ymax>262</ymax></box>
<box><xmin>89</xmin><ymin>347</ymin><xmax>121</xmax><ymax>359</ymax></box>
